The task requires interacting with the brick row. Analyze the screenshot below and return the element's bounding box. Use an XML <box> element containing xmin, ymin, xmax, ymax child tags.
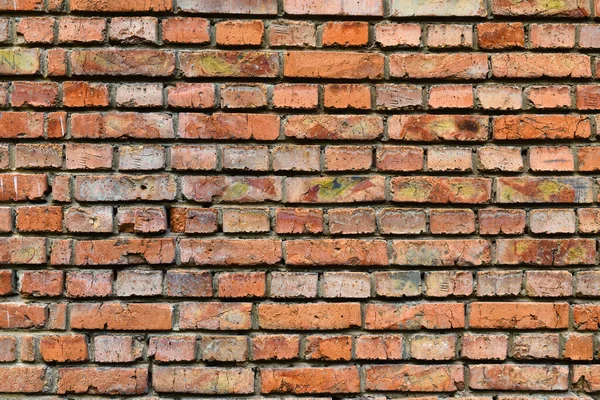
<box><xmin>0</xmin><ymin>331</ymin><xmax>595</xmax><ymax>365</ymax></box>
<box><xmin>7</xmin><ymin>268</ymin><xmax>600</xmax><ymax>299</ymax></box>
<box><xmin>5</xmin><ymin>19</ymin><xmax>600</xmax><ymax>47</ymax></box>
<box><xmin>9</xmin><ymin>82</ymin><xmax>600</xmax><ymax>111</ymax></box>
<box><xmin>0</xmin><ymin>238</ymin><xmax>598</xmax><ymax>266</ymax></box>
<box><xmin>9</xmin><ymin>205</ymin><xmax>600</xmax><ymax>236</ymax></box>
<box><xmin>0</xmin><ymin>300</ymin><xmax>599</xmax><ymax>332</ymax></box>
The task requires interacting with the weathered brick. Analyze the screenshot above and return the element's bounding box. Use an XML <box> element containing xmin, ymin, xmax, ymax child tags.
<box><xmin>70</xmin><ymin>303</ymin><xmax>172</xmax><ymax>330</ymax></box>
<box><xmin>284</xmin><ymin>51</ymin><xmax>384</xmax><ymax>79</ymax></box>
<box><xmin>365</xmin><ymin>365</ymin><xmax>464</xmax><ymax>392</ymax></box>
<box><xmin>57</xmin><ymin>367</ymin><xmax>148</xmax><ymax>395</ymax></box>
<box><xmin>470</xmin><ymin>365</ymin><xmax>568</xmax><ymax>391</ymax></box>
<box><xmin>389</xmin><ymin>115</ymin><xmax>489</xmax><ymax>141</ymax></box>
<box><xmin>259</xmin><ymin>303</ymin><xmax>361</xmax><ymax>330</ymax></box>
<box><xmin>153</xmin><ymin>366</ymin><xmax>254</xmax><ymax>394</ymax></box>
<box><xmin>261</xmin><ymin>366</ymin><xmax>360</xmax><ymax>394</ymax></box>
<box><xmin>496</xmin><ymin>238</ymin><xmax>595</xmax><ymax>265</ymax></box>
<box><xmin>365</xmin><ymin>303</ymin><xmax>465</xmax><ymax>330</ymax></box>
<box><xmin>390</xmin><ymin>53</ymin><xmax>488</xmax><ymax>79</ymax></box>
<box><xmin>492</xmin><ymin>54</ymin><xmax>591</xmax><ymax>78</ymax></box>
<box><xmin>469</xmin><ymin>302</ymin><xmax>569</xmax><ymax>329</ymax></box>
<box><xmin>179</xmin><ymin>302</ymin><xmax>251</xmax><ymax>330</ymax></box>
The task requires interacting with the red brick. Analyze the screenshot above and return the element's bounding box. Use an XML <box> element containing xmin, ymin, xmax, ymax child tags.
<box><xmin>179</xmin><ymin>302</ymin><xmax>251</xmax><ymax>330</ymax></box>
<box><xmin>70</xmin><ymin>50</ymin><xmax>174</xmax><ymax>76</ymax></box>
<box><xmin>165</xmin><ymin>270</ymin><xmax>212</xmax><ymax>297</ymax></box>
<box><xmin>563</xmin><ymin>333</ymin><xmax>593</xmax><ymax>360</ymax></box>
<box><xmin>511</xmin><ymin>333</ymin><xmax>560</xmax><ymax>359</ymax></box>
<box><xmin>286</xmin><ymin>115</ymin><xmax>383</xmax><ymax>140</ymax></box>
<box><xmin>74</xmin><ymin>238</ymin><xmax>175</xmax><ymax>265</ymax></box>
<box><xmin>275</xmin><ymin>208</ymin><xmax>323</xmax><ymax>234</ymax></box>
<box><xmin>252</xmin><ymin>335</ymin><xmax>300</xmax><ymax>360</ymax></box>
<box><xmin>430</xmin><ymin>209</ymin><xmax>475</xmax><ymax>234</ymax></box>
<box><xmin>115</xmin><ymin>270</ymin><xmax>163</xmax><ymax>297</ymax></box>
<box><xmin>392</xmin><ymin>239</ymin><xmax>490</xmax><ymax>266</ymax></box>
<box><xmin>15</xmin><ymin>143</ymin><xmax>63</xmax><ymax>169</ymax></box>
<box><xmin>171</xmin><ymin>145</ymin><xmax>217</xmax><ymax>171</ymax></box>
<box><xmin>148</xmin><ymin>335</ymin><xmax>195</xmax><ymax>362</ymax></box>
<box><xmin>217</xmin><ymin>271</ymin><xmax>265</xmax><ymax>297</ymax></box>
<box><xmin>284</xmin><ymin>51</ymin><xmax>384</xmax><ymax>79</ymax></box>
<box><xmin>272</xmin><ymin>84</ymin><xmax>318</xmax><ymax>109</ymax></box>
<box><xmin>170</xmin><ymin>208</ymin><xmax>218</xmax><ymax>234</ymax></box>
<box><xmin>305</xmin><ymin>335</ymin><xmax>351</xmax><ymax>360</ymax></box>
<box><xmin>58</xmin><ymin>17</ymin><xmax>105</xmax><ymax>43</ymax></box>
<box><xmin>40</xmin><ymin>335</ymin><xmax>87</xmax><ymax>362</ymax></box>
<box><xmin>178</xmin><ymin>113</ymin><xmax>279</xmax><ymax>140</ymax></box>
<box><xmin>167</xmin><ymin>83</ymin><xmax>215</xmax><ymax>109</ymax></box>
<box><xmin>221</xmin><ymin>84</ymin><xmax>267</xmax><ymax>109</ymax></box>
<box><xmin>324</xmin><ymin>84</ymin><xmax>371</xmax><ymax>110</ymax></box>
<box><xmin>162</xmin><ymin>17</ymin><xmax>209</xmax><ymax>43</ymax></box>
<box><xmin>425</xmin><ymin>271</ymin><xmax>473</xmax><ymax>297</ymax></box>
<box><xmin>492</xmin><ymin>0</ymin><xmax>589</xmax><ymax>16</ymax></box>
<box><xmin>201</xmin><ymin>336</ymin><xmax>248</xmax><ymax>362</ymax></box>
<box><xmin>64</xmin><ymin>206</ymin><xmax>113</xmax><ymax>233</ymax></box>
<box><xmin>461</xmin><ymin>333</ymin><xmax>508</xmax><ymax>360</ymax></box>
<box><xmin>285</xmin><ymin>0</ymin><xmax>383</xmax><ymax>15</ymax></box>
<box><xmin>96</xmin><ymin>335</ymin><xmax>142</xmax><ymax>363</ymax></box>
<box><xmin>355</xmin><ymin>334</ymin><xmax>403</xmax><ymax>360</ymax></box>
<box><xmin>410</xmin><ymin>334</ymin><xmax>456</xmax><ymax>360</ymax></box>
<box><xmin>477</xmin><ymin>270</ymin><xmax>522</xmax><ymax>296</ymax></box>
<box><xmin>153</xmin><ymin>366</ymin><xmax>254</xmax><ymax>394</ymax></box>
<box><xmin>70</xmin><ymin>303</ymin><xmax>172</xmax><ymax>330</ymax></box>
<box><xmin>365</xmin><ymin>365</ymin><xmax>464</xmax><ymax>392</ymax></box>
<box><xmin>181</xmin><ymin>51</ymin><xmax>278</xmax><ymax>78</ymax></box>
<box><xmin>216</xmin><ymin>20</ymin><xmax>263</xmax><ymax>46</ymax></box>
<box><xmin>391</xmin><ymin>177</ymin><xmax>491</xmax><ymax>203</ymax></box>
<box><xmin>20</xmin><ymin>270</ymin><xmax>63</xmax><ymax>297</ymax></box>
<box><xmin>496</xmin><ymin>177</ymin><xmax>594</xmax><ymax>203</ymax></box>
<box><xmin>0</xmin><ymin>303</ymin><xmax>46</xmax><ymax>328</ymax></box>
<box><xmin>259</xmin><ymin>303</ymin><xmax>361</xmax><ymax>330</ymax></box>
<box><xmin>58</xmin><ymin>367</ymin><xmax>148</xmax><ymax>395</ymax></box>
<box><xmin>65</xmin><ymin>270</ymin><xmax>112</xmax><ymax>298</ymax></box>
<box><xmin>0</xmin><ymin>270</ymin><xmax>12</xmax><ymax>295</ymax></box>
<box><xmin>116</xmin><ymin>207</ymin><xmax>166</xmax><ymax>233</ymax></box>
<box><xmin>391</xmin><ymin>53</ymin><xmax>488</xmax><ymax>79</ymax></box>
<box><xmin>573</xmin><ymin>305</ymin><xmax>600</xmax><ymax>330</ymax></box>
<box><xmin>323</xmin><ymin>271</ymin><xmax>370</xmax><ymax>298</ymax></box>
<box><xmin>492</xmin><ymin>53</ymin><xmax>591</xmax><ymax>78</ymax></box>
<box><xmin>496</xmin><ymin>238</ymin><xmax>596</xmax><ymax>265</ymax></box>
<box><xmin>529</xmin><ymin>209</ymin><xmax>576</xmax><ymax>234</ymax></box>
<box><xmin>269</xmin><ymin>21</ymin><xmax>316</xmax><ymax>47</ymax></box>
<box><xmin>375</xmin><ymin>23</ymin><xmax>421</xmax><ymax>47</ymax></box>
<box><xmin>573</xmin><ymin>366</ymin><xmax>600</xmax><ymax>392</ymax></box>
<box><xmin>526</xmin><ymin>85</ymin><xmax>571</xmax><ymax>109</ymax></box>
<box><xmin>477</xmin><ymin>146</ymin><xmax>523</xmax><ymax>172</ymax></box>
<box><xmin>180</xmin><ymin>239</ymin><xmax>281</xmax><ymax>265</ymax></box>
<box><xmin>12</xmin><ymin>81</ymin><xmax>58</xmax><ymax>107</ymax></box>
<box><xmin>71</xmin><ymin>0</ymin><xmax>171</xmax><ymax>11</ymax></box>
<box><xmin>222</xmin><ymin>145</ymin><xmax>268</xmax><ymax>171</ymax></box>
<box><xmin>0</xmin><ymin>336</ymin><xmax>16</xmax><ymax>362</ymax></box>
<box><xmin>477</xmin><ymin>85</ymin><xmax>522</xmax><ymax>110</ymax></box>
<box><xmin>0</xmin><ymin>366</ymin><xmax>46</xmax><ymax>393</ymax></box>
<box><xmin>323</xmin><ymin>21</ymin><xmax>368</xmax><ymax>46</ymax></box>
<box><xmin>286</xmin><ymin>239</ymin><xmax>387</xmax><ymax>266</ymax></box>
<box><xmin>427</xmin><ymin>24</ymin><xmax>473</xmax><ymax>48</ymax></box>
<box><xmin>470</xmin><ymin>365</ymin><xmax>568</xmax><ymax>391</ymax></box>
<box><xmin>178</xmin><ymin>0</ymin><xmax>276</xmax><ymax>14</ymax></box>
<box><xmin>270</xmin><ymin>272</ymin><xmax>318</xmax><ymax>298</ymax></box>
<box><xmin>469</xmin><ymin>302</ymin><xmax>569</xmax><ymax>329</ymax></box>
<box><xmin>63</xmin><ymin>81</ymin><xmax>109</xmax><ymax>107</ymax></box>
<box><xmin>530</xmin><ymin>24</ymin><xmax>575</xmax><ymax>48</ymax></box>
<box><xmin>365</xmin><ymin>303</ymin><xmax>464</xmax><ymax>330</ymax></box>
<box><xmin>261</xmin><ymin>366</ymin><xmax>360</xmax><ymax>394</ymax></box>
<box><xmin>389</xmin><ymin>115</ymin><xmax>488</xmax><ymax>141</ymax></box>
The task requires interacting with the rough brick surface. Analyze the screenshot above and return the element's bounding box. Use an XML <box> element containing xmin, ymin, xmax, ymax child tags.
<box><xmin>0</xmin><ymin>0</ymin><xmax>598</xmax><ymax>397</ymax></box>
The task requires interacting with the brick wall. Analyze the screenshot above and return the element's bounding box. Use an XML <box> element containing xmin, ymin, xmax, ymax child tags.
<box><xmin>0</xmin><ymin>0</ymin><xmax>600</xmax><ymax>397</ymax></box>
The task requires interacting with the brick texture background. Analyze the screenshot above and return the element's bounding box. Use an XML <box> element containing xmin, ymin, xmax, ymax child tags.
<box><xmin>1</xmin><ymin>0</ymin><xmax>600</xmax><ymax>397</ymax></box>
